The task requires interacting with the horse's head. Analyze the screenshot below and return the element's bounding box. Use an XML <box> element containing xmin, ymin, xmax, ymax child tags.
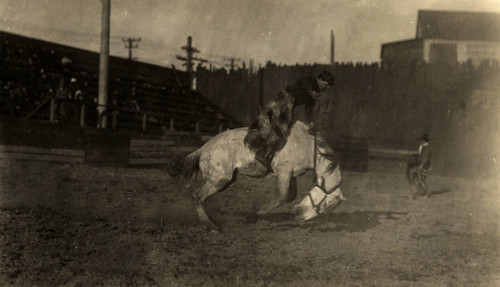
<box><xmin>294</xmin><ymin>162</ymin><xmax>345</xmax><ymax>222</ymax></box>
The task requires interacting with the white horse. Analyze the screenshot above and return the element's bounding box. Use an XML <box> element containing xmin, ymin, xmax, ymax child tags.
<box><xmin>171</xmin><ymin>121</ymin><xmax>345</xmax><ymax>230</ymax></box>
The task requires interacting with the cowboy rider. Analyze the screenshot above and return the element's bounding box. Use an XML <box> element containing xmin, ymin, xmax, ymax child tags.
<box><xmin>244</xmin><ymin>70</ymin><xmax>335</xmax><ymax>170</ymax></box>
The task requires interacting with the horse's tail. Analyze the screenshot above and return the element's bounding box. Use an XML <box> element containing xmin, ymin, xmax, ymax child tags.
<box><xmin>167</xmin><ymin>149</ymin><xmax>201</xmax><ymax>179</ymax></box>
<box><xmin>244</xmin><ymin>91</ymin><xmax>294</xmax><ymax>155</ymax></box>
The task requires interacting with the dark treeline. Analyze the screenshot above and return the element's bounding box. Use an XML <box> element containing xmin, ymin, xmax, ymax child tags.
<box><xmin>197</xmin><ymin>61</ymin><xmax>500</xmax><ymax>177</ymax></box>
<box><xmin>198</xmin><ymin>60</ymin><xmax>498</xmax><ymax>147</ymax></box>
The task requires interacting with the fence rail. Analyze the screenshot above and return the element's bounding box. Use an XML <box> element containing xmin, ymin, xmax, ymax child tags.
<box><xmin>0</xmin><ymin>144</ymin><xmax>85</xmax><ymax>163</ymax></box>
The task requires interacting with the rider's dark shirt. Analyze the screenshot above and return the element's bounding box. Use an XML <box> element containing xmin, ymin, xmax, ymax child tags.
<box><xmin>284</xmin><ymin>76</ymin><xmax>320</xmax><ymax>123</ymax></box>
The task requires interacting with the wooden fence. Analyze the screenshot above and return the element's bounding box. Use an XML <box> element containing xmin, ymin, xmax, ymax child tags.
<box><xmin>0</xmin><ymin>120</ymin><xmax>203</xmax><ymax>167</ymax></box>
<box><xmin>197</xmin><ymin>62</ymin><xmax>500</xmax><ymax>177</ymax></box>
<box><xmin>197</xmin><ymin>61</ymin><xmax>499</xmax><ymax>149</ymax></box>
<box><xmin>0</xmin><ymin>145</ymin><xmax>85</xmax><ymax>163</ymax></box>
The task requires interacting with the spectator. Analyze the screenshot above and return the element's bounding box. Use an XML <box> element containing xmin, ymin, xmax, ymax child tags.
<box><xmin>407</xmin><ymin>133</ymin><xmax>433</xmax><ymax>198</ymax></box>
<box><xmin>0</xmin><ymin>82</ymin><xmax>15</xmax><ymax>118</ymax></box>
<box><xmin>54</xmin><ymin>76</ymin><xmax>68</xmax><ymax>120</ymax></box>
<box><xmin>61</xmin><ymin>55</ymin><xmax>72</xmax><ymax>66</ymax></box>
<box><xmin>67</xmin><ymin>77</ymin><xmax>81</xmax><ymax>121</ymax></box>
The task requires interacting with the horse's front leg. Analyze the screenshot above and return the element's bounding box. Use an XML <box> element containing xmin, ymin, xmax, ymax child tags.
<box><xmin>256</xmin><ymin>172</ymin><xmax>292</xmax><ymax>215</ymax></box>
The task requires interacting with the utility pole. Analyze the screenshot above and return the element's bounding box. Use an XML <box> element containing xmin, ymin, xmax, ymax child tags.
<box><xmin>258</xmin><ymin>67</ymin><xmax>264</xmax><ymax>110</ymax></box>
<box><xmin>249</xmin><ymin>59</ymin><xmax>254</xmax><ymax>74</ymax></box>
<box><xmin>176</xmin><ymin>36</ymin><xmax>207</xmax><ymax>90</ymax></box>
<box><xmin>97</xmin><ymin>0</ymin><xmax>110</xmax><ymax>128</ymax></box>
<box><xmin>122</xmin><ymin>37</ymin><xmax>141</xmax><ymax>60</ymax></box>
<box><xmin>330</xmin><ymin>30</ymin><xmax>335</xmax><ymax>66</ymax></box>
<box><xmin>224</xmin><ymin>56</ymin><xmax>240</xmax><ymax>71</ymax></box>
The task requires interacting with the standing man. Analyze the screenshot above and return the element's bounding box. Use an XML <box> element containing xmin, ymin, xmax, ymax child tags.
<box><xmin>244</xmin><ymin>70</ymin><xmax>334</xmax><ymax>170</ymax></box>
<box><xmin>407</xmin><ymin>133</ymin><xmax>433</xmax><ymax>198</ymax></box>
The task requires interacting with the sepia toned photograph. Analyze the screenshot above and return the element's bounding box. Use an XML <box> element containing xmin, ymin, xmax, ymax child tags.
<box><xmin>1</xmin><ymin>0</ymin><xmax>499</xmax><ymax>286</ymax></box>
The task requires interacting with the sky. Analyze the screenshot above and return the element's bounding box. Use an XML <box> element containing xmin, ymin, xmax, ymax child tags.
<box><xmin>1</xmin><ymin>0</ymin><xmax>500</xmax><ymax>68</ymax></box>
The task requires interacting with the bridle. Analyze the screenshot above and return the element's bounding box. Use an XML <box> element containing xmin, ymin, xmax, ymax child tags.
<box><xmin>307</xmin><ymin>178</ymin><xmax>343</xmax><ymax>215</ymax></box>
<box><xmin>308</xmin><ymin>133</ymin><xmax>343</xmax><ymax>215</ymax></box>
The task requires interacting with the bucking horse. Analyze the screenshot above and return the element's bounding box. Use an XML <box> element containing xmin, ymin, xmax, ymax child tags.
<box><xmin>169</xmin><ymin>121</ymin><xmax>345</xmax><ymax>230</ymax></box>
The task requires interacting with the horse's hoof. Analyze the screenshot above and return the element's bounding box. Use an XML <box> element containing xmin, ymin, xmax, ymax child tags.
<box><xmin>295</xmin><ymin>214</ymin><xmax>307</xmax><ymax>224</ymax></box>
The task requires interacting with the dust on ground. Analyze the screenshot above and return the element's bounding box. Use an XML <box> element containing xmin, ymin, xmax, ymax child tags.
<box><xmin>0</xmin><ymin>159</ymin><xmax>499</xmax><ymax>286</ymax></box>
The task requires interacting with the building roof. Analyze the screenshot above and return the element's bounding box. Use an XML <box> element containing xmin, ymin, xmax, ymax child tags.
<box><xmin>416</xmin><ymin>10</ymin><xmax>500</xmax><ymax>42</ymax></box>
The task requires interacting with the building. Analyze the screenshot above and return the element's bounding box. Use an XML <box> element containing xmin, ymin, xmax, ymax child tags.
<box><xmin>381</xmin><ymin>10</ymin><xmax>500</xmax><ymax>66</ymax></box>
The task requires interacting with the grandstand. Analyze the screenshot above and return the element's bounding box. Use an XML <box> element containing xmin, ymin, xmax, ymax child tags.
<box><xmin>0</xmin><ymin>31</ymin><xmax>240</xmax><ymax>133</ymax></box>
<box><xmin>0</xmin><ymin>31</ymin><xmax>241</xmax><ymax>166</ymax></box>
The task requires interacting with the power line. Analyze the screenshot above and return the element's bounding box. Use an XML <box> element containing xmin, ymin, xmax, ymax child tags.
<box><xmin>3</xmin><ymin>18</ymin><xmax>252</xmax><ymax>68</ymax></box>
<box><xmin>141</xmin><ymin>39</ymin><xmax>181</xmax><ymax>51</ymax></box>
<box><xmin>137</xmin><ymin>48</ymin><xmax>177</xmax><ymax>58</ymax></box>
<box><xmin>223</xmin><ymin>56</ymin><xmax>241</xmax><ymax>71</ymax></box>
<box><xmin>207</xmin><ymin>60</ymin><xmax>226</xmax><ymax>66</ymax></box>
<box><xmin>2</xmin><ymin>18</ymin><xmax>127</xmax><ymax>41</ymax></box>
<box><xmin>203</xmin><ymin>53</ymin><xmax>228</xmax><ymax>59</ymax></box>
<box><xmin>122</xmin><ymin>37</ymin><xmax>141</xmax><ymax>60</ymax></box>
<box><xmin>200</xmin><ymin>52</ymin><xmax>251</xmax><ymax>69</ymax></box>
<box><xmin>175</xmin><ymin>36</ymin><xmax>207</xmax><ymax>90</ymax></box>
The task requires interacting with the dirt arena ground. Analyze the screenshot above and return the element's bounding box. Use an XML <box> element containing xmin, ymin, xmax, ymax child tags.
<box><xmin>0</xmin><ymin>159</ymin><xmax>499</xmax><ymax>286</ymax></box>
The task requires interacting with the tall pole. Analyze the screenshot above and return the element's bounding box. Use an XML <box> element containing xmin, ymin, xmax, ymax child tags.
<box><xmin>249</xmin><ymin>59</ymin><xmax>254</xmax><ymax>74</ymax></box>
<box><xmin>187</xmin><ymin>36</ymin><xmax>193</xmax><ymax>90</ymax></box>
<box><xmin>248</xmin><ymin>58</ymin><xmax>254</xmax><ymax>80</ymax></box>
<box><xmin>128</xmin><ymin>39</ymin><xmax>133</xmax><ymax>59</ymax></box>
<box><xmin>97</xmin><ymin>0</ymin><xmax>110</xmax><ymax>128</ymax></box>
<box><xmin>176</xmin><ymin>36</ymin><xmax>206</xmax><ymax>91</ymax></box>
<box><xmin>224</xmin><ymin>56</ymin><xmax>240</xmax><ymax>71</ymax></box>
<box><xmin>330</xmin><ymin>30</ymin><xmax>335</xmax><ymax>66</ymax></box>
<box><xmin>123</xmin><ymin>37</ymin><xmax>141</xmax><ymax>60</ymax></box>
<box><xmin>258</xmin><ymin>67</ymin><xmax>264</xmax><ymax>110</ymax></box>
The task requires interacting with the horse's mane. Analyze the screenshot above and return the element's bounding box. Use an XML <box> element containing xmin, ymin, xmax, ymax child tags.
<box><xmin>244</xmin><ymin>117</ymin><xmax>340</xmax><ymax>173</ymax></box>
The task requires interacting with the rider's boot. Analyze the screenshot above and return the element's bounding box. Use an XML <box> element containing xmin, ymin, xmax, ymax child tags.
<box><xmin>307</xmin><ymin>121</ymin><xmax>317</xmax><ymax>136</ymax></box>
<box><xmin>308</xmin><ymin>126</ymin><xmax>317</xmax><ymax>136</ymax></box>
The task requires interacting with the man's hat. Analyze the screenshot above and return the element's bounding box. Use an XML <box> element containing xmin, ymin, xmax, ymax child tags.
<box><xmin>318</xmin><ymin>71</ymin><xmax>335</xmax><ymax>85</ymax></box>
<box><xmin>420</xmin><ymin>133</ymin><xmax>430</xmax><ymax>141</ymax></box>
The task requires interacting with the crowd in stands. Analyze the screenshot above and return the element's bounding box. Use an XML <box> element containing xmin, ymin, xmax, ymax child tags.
<box><xmin>0</xmin><ymin>36</ymin><xmax>237</xmax><ymax>132</ymax></box>
<box><xmin>1</xmin><ymin>38</ymin><xmax>96</xmax><ymax>121</ymax></box>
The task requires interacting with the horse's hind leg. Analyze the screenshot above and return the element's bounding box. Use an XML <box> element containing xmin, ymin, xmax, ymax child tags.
<box><xmin>193</xmin><ymin>177</ymin><xmax>235</xmax><ymax>230</ymax></box>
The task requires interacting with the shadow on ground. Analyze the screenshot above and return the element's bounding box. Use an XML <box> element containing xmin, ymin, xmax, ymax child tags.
<box><xmin>251</xmin><ymin>210</ymin><xmax>408</xmax><ymax>233</ymax></box>
<box><xmin>412</xmin><ymin>188</ymin><xmax>451</xmax><ymax>199</ymax></box>
<box><xmin>430</xmin><ymin>188</ymin><xmax>451</xmax><ymax>196</ymax></box>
